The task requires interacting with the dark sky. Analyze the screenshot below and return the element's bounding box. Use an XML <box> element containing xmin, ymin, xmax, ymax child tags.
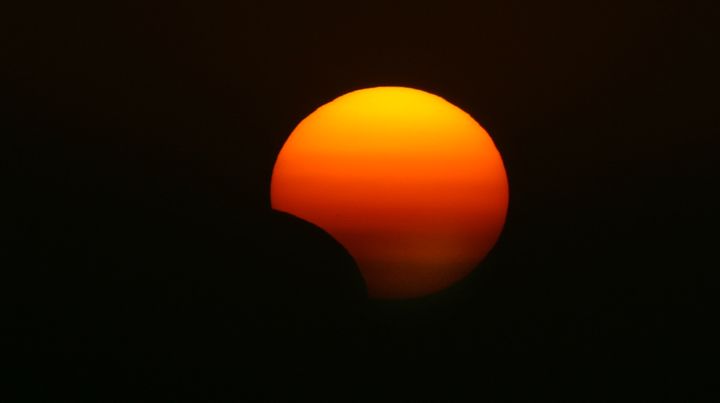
<box><xmin>2</xmin><ymin>0</ymin><xmax>718</xmax><ymax>401</ymax></box>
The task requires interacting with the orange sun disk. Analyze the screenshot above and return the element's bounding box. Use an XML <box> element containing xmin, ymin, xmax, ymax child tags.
<box><xmin>271</xmin><ymin>87</ymin><xmax>509</xmax><ymax>299</ymax></box>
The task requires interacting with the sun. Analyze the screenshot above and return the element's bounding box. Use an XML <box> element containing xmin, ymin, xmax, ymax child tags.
<box><xmin>271</xmin><ymin>86</ymin><xmax>508</xmax><ymax>299</ymax></box>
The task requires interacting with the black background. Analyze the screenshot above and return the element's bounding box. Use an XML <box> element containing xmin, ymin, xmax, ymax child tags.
<box><xmin>2</xmin><ymin>0</ymin><xmax>718</xmax><ymax>401</ymax></box>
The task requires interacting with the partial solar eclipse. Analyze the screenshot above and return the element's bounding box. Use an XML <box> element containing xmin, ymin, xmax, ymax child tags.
<box><xmin>271</xmin><ymin>87</ymin><xmax>508</xmax><ymax>299</ymax></box>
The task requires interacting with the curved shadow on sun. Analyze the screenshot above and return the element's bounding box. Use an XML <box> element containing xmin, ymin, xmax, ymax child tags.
<box><xmin>261</xmin><ymin>209</ymin><xmax>368</xmax><ymax>304</ymax></box>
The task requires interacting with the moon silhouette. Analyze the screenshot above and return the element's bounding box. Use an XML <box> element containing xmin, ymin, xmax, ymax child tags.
<box><xmin>271</xmin><ymin>87</ymin><xmax>508</xmax><ymax>299</ymax></box>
